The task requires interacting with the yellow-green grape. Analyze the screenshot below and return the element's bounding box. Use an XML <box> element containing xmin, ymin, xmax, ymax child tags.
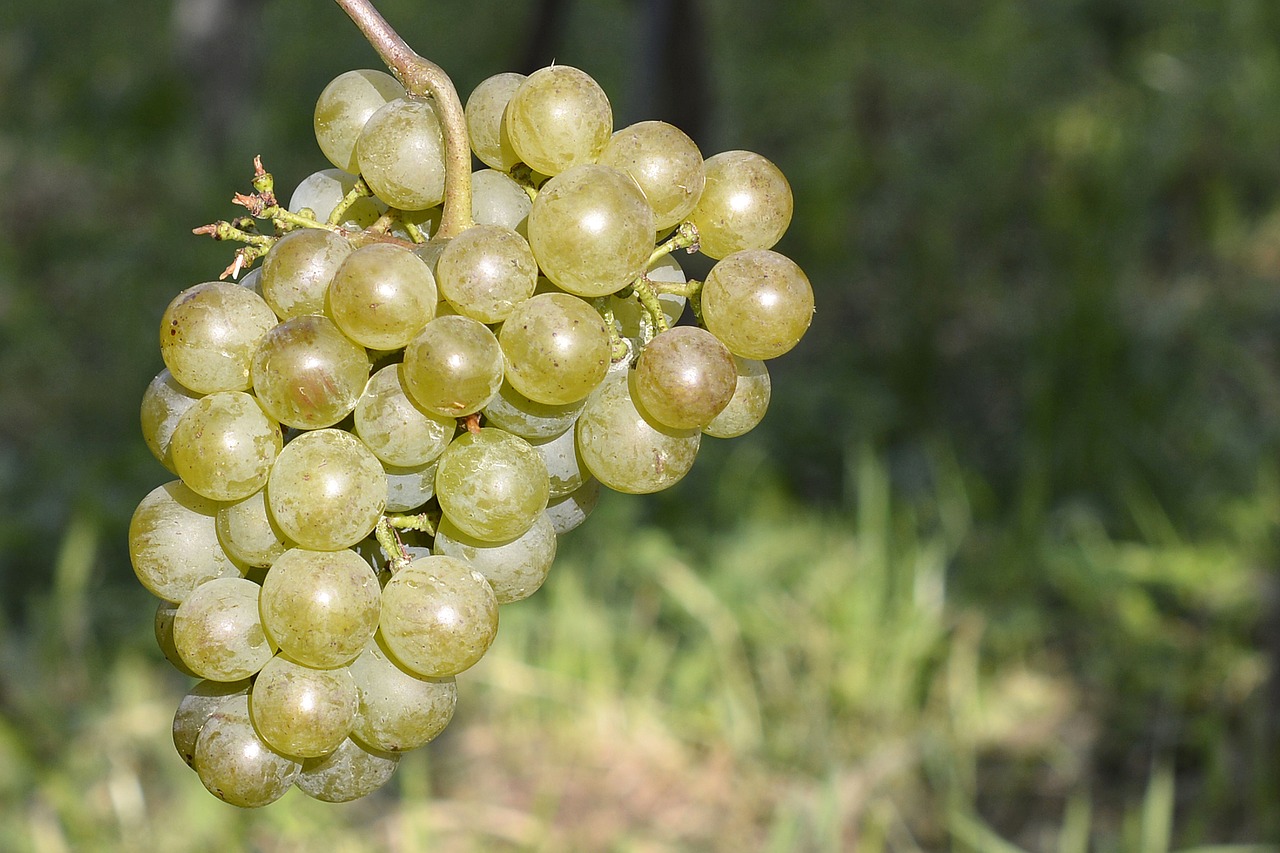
<box><xmin>193</xmin><ymin>694</ymin><xmax>300</xmax><ymax>808</ymax></box>
<box><xmin>357</xmin><ymin>97</ymin><xmax>446</xmax><ymax>210</ymax></box>
<box><xmin>313</xmin><ymin>69</ymin><xmax>406</xmax><ymax>174</ymax></box>
<box><xmin>250</xmin><ymin>656</ymin><xmax>358</xmax><ymax>758</ymax></box>
<box><xmin>633</xmin><ymin>326</ymin><xmax>737</xmax><ymax>430</ymax></box>
<box><xmin>529</xmin><ymin>426</ymin><xmax>585</xmax><ymax>499</ymax></box>
<box><xmin>436</xmin><ymin>224</ymin><xmax>538</xmax><ymax>323</ymax></box>
<box><xmin>526</xmin><ymin>164</ymin><xmax>655</xmax><ymax>298</ymax></box>
<box><xmin>503</xmin><ymin>65</ymin><xmax>612</xmax><ymax>176</ymax></box>
<box><xmin>575</xmin><ymin>371</ymin><xmax>700</xmax><ymax>494</ymax></box>
<box><xmin>348</xmin><ymin>637</ymin><xmax>457</xmax><ymax>752</ymax></box>
<box><xmin>481</xmin><ymin>380</ymin><xmax>585</xmax><ymax>441</ymax></box>
<box><xmin>471</xmin><ymin>168</ymin><xmax>532</xmax><ymax>232</ymax></box>
<box><xmin>259</xmin><ymin>228</ymin><xmax>355</xmax><ymax>320</ymax></box>
<box><xmin>465</xmin><ymin>72</ymin><xmax>525</xmax><ymax>171</ymax></box>
<box><xmin>700</xmin><ymin>249</ymin><xmax>814</xmax><ymax>360</ymax></box>
<box><xmin>435</xmin><ymin>428</ymin><xmax>550</xmax><ymax>542</ymax></box>
<box><xmin>288</xmin><ymin>169</ymin><xmax>385</xmax><ymax>229</ymax></box>
<box><xmin>433</xmin><ymin>512</ymin><xmax>557</xmax><ymax>605</ymax></box>
<box><xmin>216</xmin><ymin>488</ymin><xmax>290</xmax><ymax>568</ymax></box>
<box><xmin>140</xmin><ymin>368</ymin><xmax>202</xmax><ymax>473</ymax></box>
<box><xmin>354</xmin><ymin>364</ymin><xmax>456</xmax><ymax>468</ymax></box>
<box><xmin>160</xmin><ymin>282</ymin><xmax>278</xmax><ymax>394</ymax></box>
<box><xmin>703</xmin><ymin>357</ymin><xmax>770</xmax><ymax>438</ymax></box>
<box><xmin>379</xmin><ymin>555</ymin><xmax>499</xmax><ymax>677</ymax></box>
<box><xmin>252</xmin><ymin>315</ymin><xmax>371</xmax><ymax>429</ymax></box>
<box><xmin>499</xmin><ymin>292</ymin><xmax>611</xmax><ymax>406</ymax></box>
<box><xmin>545</xmin><ymin>476</ymin><xmax>601</xmax><ymax>535</ymax></box>
<box><xmin>597</xmin><ymin>120</ymin><xmax>705</xmax><ymax>230</ymax></box>
<box><xmin>155</xmin><ymin>600</ymin><xmax>199</xmax><ymax>677</ymax></box>
<box><xmin>687</xmin><ymin>150</ymin><xmax>793</xmax><ymax>260</ymax></box>
<box><xmin>384</xmin><ymin>459</ymin><xmax>439</xmax><ymax>512</ymax></box>
<box><xmin>170</xmin><ymin>391</ymin><xmax>282</xmax><ymax>502</ymax></box>
<box><xmin>173</xmin><ymin>679</ymin><xmax>251</xmax><ymax>768</ymax></box>
<box><xmin>328</xmin><ymin>244</ymin><xmax>438</xmax><ymax>350</ymax></box>
<box><xmin>401</xmin><ymin>314</ymin><xmax>504</xmax><ymax>418</ymax></box>
<box><xmin>268</xmin><ymin>429</ymin><xmax>386</xmax><ymax>552</ymax></box>
<box><xmin>129</xmin><ymin>481</ymin><xmax>242</xmax><ymax>602</ymax></box>
<box><xmin>258</xmin><ymin>547</ymin><xmax>381</xmax><ymax>668</ymax></box>
<box><xmin>611</xmin><ymin>254</ymin><xmax>686</xmax><ymax>339</ymax></box>
<box><xmin>296</xmin><ymin>737</ymin><xmax>400</xmax><ymax>803</ymax></box>
<box><xmin>173</xmin><ymin>577</ymin><xmax>275</xmax><ymax>682</ymax></box>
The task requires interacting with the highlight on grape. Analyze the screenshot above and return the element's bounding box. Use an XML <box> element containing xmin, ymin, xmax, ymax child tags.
<box><xmin>133</xmin><ymin>0</ymin><xmax>813</xmax><ymax>807</ymax></box>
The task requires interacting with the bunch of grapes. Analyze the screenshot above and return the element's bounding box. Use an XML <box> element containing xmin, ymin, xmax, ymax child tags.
<box><xmin>130</xmin><ymin>3</ymin><xmax>812</xmax><ymax>809</ymax></box>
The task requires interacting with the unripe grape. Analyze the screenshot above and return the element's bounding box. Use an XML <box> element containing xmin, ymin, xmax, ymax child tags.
<box><xmin>251</xmin><ymin>315</ymin><xmax>371</xmax><ymax>429</ymax></box>
<box><xmin>688</xmin><ymin>150</ymin><xmax>793</xmax><ymax>259</ymax></box>
<box><xmin>499</xmin><ymin>292</ymin><xmax>611</xmax><ymax>405</ymax></box>
<box><xmin>465</xmin><ymin>72</ymin><xmax>525</xmax><ymax>171</ymax></box>
<box><xmin>435</xmin><ymin>428</ymin><xmax>550</xmax><ymax>542</ymax></box>
<box><xmin>258</xmin><ymin>547</ymin><xmax>381</xmax><ymax>668</ymax></box>
<box><xmin>160</xmin><ymin>282</ymin><xmax>278</xmax><ymax>394</ymax></box>
<box><xmin>328</xmin><ymin>243</ymin><xmax>438</xmax><ymax>350</ymax></box>
<box><xmin>357</xmin><ymin>98</ymin><xmax>447</xmax><ymax>210</ymax></box>
<box><xmin>379</xmin><ymin>555</ymin><xmax>499</xmax><ymax>677</ymax></box>
<box><xmin>313</xmin><ymin>69</ymin><xmax>406</xmax><ymax>173</ymax></box>
<box><xmin>597</xmin><ymin>121</ymin><xmax>705</xmax><ymax>230</ymax></box>
<box><xmin>700</xmin><ymin>249</ymin><xmax>814</xmax><ymax>360</ymax></box>
<box><xmin>259</xmin><ymin>228</ymin><xmax>354</xmax><ymax>320</ymax></box>
<box><xmin>504</xmin><ymin>65</ymin><xmax>612</xmax><ymax>176</ymax></box>
<box><xmin>401</xmin><ymin>315</ymin><xmax>504</xmax><ymax>418</ymax></box>
<box><xmin>170</xmin><ymin>391</ymin><xmax>282</xmax><ymax>502</ymax></box>
<box><xmin>633</xmin><ymin>326</ymin><xmax>737</xmax><ymax>430</ymax></box>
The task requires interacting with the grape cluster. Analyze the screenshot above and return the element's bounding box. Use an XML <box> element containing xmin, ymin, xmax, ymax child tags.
<box><xmin>132</xmin><ymin>58</ymin><xmax>812</xmax><ymax>808</ymax></box>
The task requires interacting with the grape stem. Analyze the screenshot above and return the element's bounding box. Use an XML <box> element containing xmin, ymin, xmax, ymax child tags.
<box><xmin>333</xmin><ymin>0</ymin><xmax>474</xmax><ymax>239</ymax></box>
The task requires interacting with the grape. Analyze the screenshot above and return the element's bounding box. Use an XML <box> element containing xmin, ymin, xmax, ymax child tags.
<box><xmin>129</xmin><ymin>481</ymin><xmax>242</xmax><ymax>602</ymax></box>
<box><xmin>481</xmin><ymin>380</ymin><xmax>586</xmax><ymax>441</ymax></box>
<box><xmin>434</xmin><ymin>428</ymin><xmax>550</xmax><ymax>542</ymax></box>
<box><xmin>545</xmin><ymin>476</ymin><xmax>601</xmax><ymax>535</ymax></box>
<box><xmin>216</xmin><ymin>488</ymin><xmax>290</xmax><ymax>568</ymax></box>
<box><xmin>288</xmin><ymin>169</ymin><xmax>385</xmax><ymax>229</ymax></box>
<box><xmin>597</xmin><ymin>120</ymin><xmax>705</xmax><ymax>230</ymax></box>
<box><xmin>633</xmin><ymin>326</ymin><xmax>737</xmax><ymax>430</ymax></box>
<box><xmin>328</xmin><ymin>243</ymin><xmax>438</xmax><ymax>350</ymax></box>
<box><xmin>348</xmin><ymin>637</ymin><xmax>457</xmax><ymax>752</ymax></box>
<box><xmin>252</xmin><ymin>315</ymin><xmax>371</xmax><ymax>429</ymax></box>
<box><xmin>526</xmin><ymin>164</ymin><xmax>655</xmax><ymax>298</ymax></box>
<box><xmin>384</xmin><ymin>459</ymin><xmax>440</xmax><ymax>512</ymax></box>
<box><xmin>140</xmin><ymin>368</ymin><xmax>202</xmax><ymax>473</ymax></box>
<box><xmin>170</xmin><ymin>391</ymin><xmax>283</xmax><ymax>502</ymax></box>
<box><xmin>379</xmin><ymin>555</ymin><xmax>499</xmax><ymax>677</ymax></box>
<box><xmin>155</xmin><ymin>600</ymin><xmax>199</xmax><ymax>677</ymax></box>
<box><xmin>193</xmin><ymin>694</ymin><xmax>301</xmax><ymax>808</ymax></box>
<box><xmin>259</xmin><ymin>228</ymin><xmax>355</xmax><ymax>320</ymax></box>
<box><xmin>499</xmin><ymin>292</ymin><xmax>611</xmax><ymax>406</ymax></box>
<box><xmin>703</xmin><ymin>357</ymin><xmax>770</xmax><ymax>438</ymax></box>
<box><xmin>313</xmin><ymin>69</ymin><xmax>406</xmax><ymax>174</ymax></box>
<box><xmin>258</xmin><ymin>547</ymin><xmax>381</xmax><ymax>668</ymax></box>
<box><xmin>433</xmin><ymin>512</ymin><xmax>557</xmax><ymax>605</ymax></box>
<box><xmin>530</xmin><ymin>426</ymin><xmax>586</xmax><ymax>499</ymax></box>
<box><xmin>700</xmin><ymin>249</ymin><xmax>814</xmax><ymax>360</ymax></box>
<box><xmin>575</xmin><ymin>371</ymin><xmax>701</xmax><ymax>494</ymax></box>
<box><xmin>173</xmin><ymin>679</ymin><xmax>251</xmax><ymax>768</ymax></box>
<box><xmin>401</xmin><ymin>314</ymin><xmax>504</xmax><ymax>418</ymax></box>
<box><xmin>465</xmin><ymin>72</ymin><xmax>526</xmax><ymax>171</ymax></box>
<box><xmin>471</xmin><ymin>168</ymin><xmax>532</xmax><ymax>232</ymax></box>
<box><xmin>296</xmin><ymin>737</ymin><xmax>400</xmax><ymax>803</ymax></box>
<box><xmin>250</xmin><ymin>655</ymin><xmax>359</xmax><ymax>758</ymax></box>
<box><xmin>354</xmin><ymin>364</ymin><xmax>456</xmax><ymax>467</ymax></box>
<box><xmin>173</xmin><ymin>577</ymin><xmax>275</xmax><ymax>681</ymax></box>
<box><xmin>687</xmin><ymin>150</ymin><xmax>793</xmax><ymax>259</ymax></box>
<box><xmin>357</xmin><ymin>97</ymin><xmax>446</xmax><ymax>210</ymax></box>
<box><xmin>267</xmin><ymin>429</ymin><xmax>387</xmax><ymax>551</ymax></box>
<box><xmin>504</xmin><ymin>65</ymin><xmax>612</xmax><ymax>176</ymax></box>
<box><xmin>160</xmin><ymin>282</ymin><xmax>278</xmax><ymax>394</ymax></box>
<box><xmin>435</xmin><ymin>224</ymin><xmax>538</xmax><ymax>323</ymax></box>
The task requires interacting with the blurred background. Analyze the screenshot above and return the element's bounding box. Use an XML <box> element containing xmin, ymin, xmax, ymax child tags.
<box><xmin>2</xmin><ymin>0</ymin><xmax>1280</xmax><ymax>849</ymax></box>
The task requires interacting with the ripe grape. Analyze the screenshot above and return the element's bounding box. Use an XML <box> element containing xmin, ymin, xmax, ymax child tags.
<box><xmin>251</xmin><ymin>315</ymin><xmax>371</xmax><ymax>429</ymax></box>
<box><xmin>169</xmin><ymin>391</ymin><xmax>283</xmax><ymax>502</ymax></box>
<box><xmin>160</xmin><ymin>282</ymin><xmax>278</xmax><ymax>394</ymax></box>
<box><xmin>259</xmin><ymin>227</ymin><xmax>355</xmax><ymax>320</ymax></box>
<box><xmin>704</xmin><ymin>357</ymin><xmax>771</xmax><ymax>438</ymax></box>
<box><xmin>700</xmin><ymin>249</ymin><xmax>814</xmax><ymax>360</ymax></box>
<box><xmin>481</xmin><ymin>380</ymin><xmax>586</xmax><ymax>441</ymax></box>
<box><xmin>250</xmin><ymin>655</ymin><xmax>359</xmax><ymax>758</ymax></box>
<box><xmin>504</xmin><ymin>65</ymin><xmax>612</xmax><ymax>176</ymax></box>
<box><xmin>471</xmin><ymin>168</ymin><xmax>532</xmax><ymax>232</ymax></box>
<box><xmin>173</xmin><ymin>679</ymin><xmax>251</xmax><ymax>767</ymax></box>
<box><xmin>433</xmin><ymin>512</ymin><xmax>558</xmax><ymax>605</ymax></box>
<box><xmin>378</xmin><ymin>555</ymin><xmax>500</xmax><ymax>678</ymax></box>
<box><xmin>216</xmin><ymin>488</ymin><xmax>291</xmax><ymax>568</ymax></box>
<box><xmin>288</xmin><ymin>169</ymin><xmax>385</xmax><ymax>228</ymax></box>
<box><xmin>465</xmin><ymin>72</ymin><xmax>526</xmax><ymax>171</ymax></box>
<box><xmin>140</xmin><ymin>368</ymin><xmax>202</xmax><ymax>473</ymax></box>
<box><xmin>328</xmin><ymin>243</ymin><xmax>438</xmax><ymax>350</ymax></box>
<box><xmin>348</xmin><ymin>637</ymin><xmax>458</xmax><ymax>752</ymax></box>
<box><xmin>688</xmin><ymin>150</ymin><xmax>794</xmax><ymax>259</ymax></box>
<box><xmin>258</xmin><ymin>547</ymin><xmax>382</xmax><ymax>668</ymax></box>
<box><xmin>499</xmin><ymin>292</ymin><xmax>612</xmax><ymax>406</ymax></box>
<box><xmin>267</xmin><ymin>429</ymin><xmax>387</xmax><ymax>551</ymax></box>
<box><xmin>129</xmin><ymin>481</ymin><xmax>242</xmax><ymax>603</ymax></box>
<box><xmin>357</xmin><ymin>97</ymin><xmax>447</xmax><ymax>210</ymax></box>
<box><xmin>597</xmin><ymin>120</ymin><xmax>705</xmax><ymax>230</ymax></box>
<box><xmin>354</xmin><ymin>364</ymin><xmax>456</xmax><ymax>468</ymax></box>
<box><xmin>632</xmin><ymin>326</ymin><xmax>737</xmax><ymax>430</ymax></box>
<box><xmin>436</xmin><ymin>223</ymin><xmax>538</xmax><ymax>323</ymax></box>
<box><xmin>193</xmin><ymin>694</ymin><xmax>301</xmax><ymax>808</ymax></box>
<box><xmin>401</xmin><ymin>314</ymin><xmax>504</xmax><ymax>417</ymax></box>
<box><xmin>434</xmin><ymin>428</ymin><xmax>550</xmax><ymax>542</ymax></box>
<box><xmin>172</xmin><ymin>577</ymin><xmax>275</xmax><ymax>682</ymax></box>
<box><xmin>296</xmin><ymin>737</ymin><xmax>400</xmax><ymax>803</ymax></box>
<box><xmin>314</xmin><ymin>69</ymin><xmax>406</xmax><ymax>174</ymax></box>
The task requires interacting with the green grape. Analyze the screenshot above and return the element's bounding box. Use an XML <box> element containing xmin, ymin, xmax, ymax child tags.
<box><xmin>526</xmin><ymin>164</ymin><xmax>655</xmax><ymax>298</ymax></box>
<box><xmin>436</xmin><ymin>224</ymin><xmax>538</xmax><ymax>323</ymax></box>
<box><xmin>155</xmin><ymin>600</ymin><xmax>199</xmax><ymax>677</ymax></box>
<box><xmin>530</xmin><ymin>426</ymin><xmax>585</xmax><ymax>499</ymax></box>
<box><xmin>250</xmin><ymin>655</ymin><xmax>358</xmax><ymax>758</ymax></box>
<box><xmin>481</xmin><ymin>380</ymin><xmax>585</xmax><ymax>441</ymax></box>
<box><xmin>160</xmin><ymin>282</ymin><xmax>278</xmax><ymax>394</ymax></box>
<box><xmin>259</xmin><ymin>228</ymin><xmax>355</xmax><ymax>320</ymax></box>
<box><xmin>354</xmin><ymin>364</ymin><xmax>456</xmax><ymax>468</ymax></box>
<box><xmin>267</xmin><ymin>429</ymin><xmax>386</xmax><ymax>551</ymax></box>
<box><xmin>432</xmin><ymin>512</ymin><xmax>557</xmax><ymax>605</ymax></box>
<box><xmin>357</xmin><ymin>97</ymin><xmax>446</xmax><ymax>210</ymax></box>
<box><xmin>703</xmin><ymin>356</ymin><xmax>770</xmax><ymax>438</ymax></box>
<box><xmin>633</xmin><ymin>326</ymin><xmax>737</xmax><ymax>430</ymax></box>
<box><xmin>296</xmin><ymin>737</ymin><xmax>400</xmax><ymax>803</ymax></box>
<box><xmin>687</xmin><ymin>150</ymin><xmax>793</xmax><ymax>259</ymax></box>
<box><xmin>173</xmin><ymin>577</ymin><xmax>275</xmax><ymax>682</ymax></box>
<box><xmin>129</xmin><ymin>481</ymin><xmax>242</xmax><ymax>602</ymax></box>
<box><xmin>327</xmin><ymin>245</ymin><xmax>436</xmax><ymax>350</ymax></box>
<box><xmin>499</xmin><ymin>292</ymin><xmax>611</xmax><ymax>406</ymax></box>
<box><xmin>170</xmin><ymin>391</ymin><xmax>283</xmax><ymax>502</ymax></box>
<box><xmin>700</xmin><ymin>249</ymin><xmax>814</xmax><ymax>360</ymax></box>
<box><xmin>140</xmin><ymin>368</ymin><xmax>202</xmax><ymax>473</ymax></box>
<box><xmin>348</xmin><ymin>637</ymin><xmax>456</xmax><ymax>753</ymax></box>
<box><xmin>252</xmin><ymin>315</ymin><xmax>371</xmax><ymax>429</ymax></box>
<box><xmin>193</xmin><ymin>693</ymin><xmax>300</xmax><ymax>808</ymax></box>
<box><xmin>379</xmin><ymin>555</ymin><xmax>499</xmax><ymax>677</ymax></box>
<box><xmin>173</xmin><ymin>679</ymin><xmax>251</xmax><ymax>768</ymax></box>
<box><xmin>610</xmin><ymin>254</ymin><xmax>686</xmax><ymax>339</ymax></box>
<box><xmin>435</xmin><ymin>428</ymin><xmax>550</xmax><ymax>542</ymax></box>
<box><xmin>545</xmin><ymin>477</ymin><xmax>600</xmax><ymax>535</ymax></box>
<box><xmin>464</xmin><ymin>72</ymin><xmax>525</xmax><ymax>171</ymax></box>
<box><xmin>504</xmin><ymin>65</ymin><xmax>612</xmax><ymax>176</ymax></box>
<box><xmin>288</xmin><ymin>169</ymin><xmax>385</xmax><ymax>229</ymax></box>
<box><xmin>401</xmin><ymin>314</ymin><xmax>504</xmax><ymax>418</ymax></box>
<box><xmin>471</xmin><ymin>168</ymin><xmax>532</xmax><ymax>232</ymax></box>
<box><xmin>384</xmin><ymin>459</ymin><xmax>440</xmax><ymax>512</ymax></box>
<box><xmin>216</xmin><ymin>488</ymin><xmax>290</xmax><ymax>568</ymax></box>
<box><xmin>258</xmin><ymin>547</ymin><xmax>381</xmax><ymax>668</ymax></box>
<box><xmin>314</xmin><ymin>69</ymin><xmax>405</xmax><ymax>173</ymax></box>
<box><xmin>575</xmin><ymin>371</ymin><xmax>700</xmax><ymax>494</ymax></box>
<box><xmin>597</xmin><ymin>120</ymin><xmax>705</xmax><ymax>230</ymax></box>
